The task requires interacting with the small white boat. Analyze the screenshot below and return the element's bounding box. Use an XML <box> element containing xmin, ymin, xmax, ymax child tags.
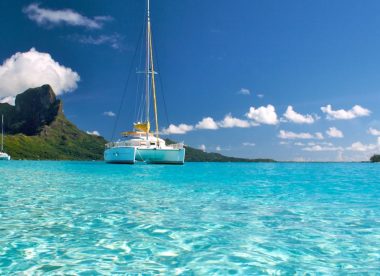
<box><xmin>104</xmin><ymin>0</ymin><xmax>185</xmax><ymax>165</ymax></box>
<box><xmin>0</xmin><ymin>114</ymin><xmax>11</xmax><ymax>161</ymax></box>
<box><xmin>0</xmin><ymin>152</ymin><xmax>10</xmax><ymax>161</ymax></box>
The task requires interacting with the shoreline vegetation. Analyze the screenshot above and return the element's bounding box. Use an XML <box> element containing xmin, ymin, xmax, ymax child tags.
<box><xmin>370</xmin><ymin>155</ymin><xmax>380</xmax><ymax>162</ymax></box>
<box><xmin>0</xmin><ymin>84</ymin><xmax>275</xmax><ymax>162</ymax></box>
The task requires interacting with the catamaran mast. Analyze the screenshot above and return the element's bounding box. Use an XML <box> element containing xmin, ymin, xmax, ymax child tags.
<box><xmin>145</xmin><ymin>0</ymin><xmax>160</xmax><ymax>142</ymax></box>
<box><xmin>145</xmin><ymin>0</ymin><xmax>151</xmax><ymax>139</ymax></box>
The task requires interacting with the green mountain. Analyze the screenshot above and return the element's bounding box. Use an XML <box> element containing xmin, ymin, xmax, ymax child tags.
<box><xmin>0</xmin><ymin>85</ymin><xmax>275</xmax><ymax>162</ymax></box>
<box><xmin>1</xmin><ymin>85</ymin><xmax>106</xmax><ymax>160</ymax></box>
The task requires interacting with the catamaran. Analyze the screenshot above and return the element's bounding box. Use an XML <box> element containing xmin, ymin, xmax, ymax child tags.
<box><xmin>104</xmin><ymin>0</ymin><xmax>185</xmax><ymax>164</ymax></box>
<box><xmin>0</xmin><ymin>115</ymin><xmax>11</xmax><ymax>161</ymax></box>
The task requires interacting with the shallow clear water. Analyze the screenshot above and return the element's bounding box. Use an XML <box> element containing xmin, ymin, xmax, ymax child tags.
<box><xmin>0</xmin><ymin>161</ymin><xmax>379</xmax><ymax>274</ymax></box>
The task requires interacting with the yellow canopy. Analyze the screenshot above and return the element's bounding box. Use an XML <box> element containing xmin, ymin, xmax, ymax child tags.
<box><xmin>134</xmin><ymin>122</ymin><xmax>150</xmax><ymax>133</ymax></box>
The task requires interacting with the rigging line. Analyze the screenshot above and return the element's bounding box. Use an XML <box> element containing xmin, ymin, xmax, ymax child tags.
<box><xmin>152</xmin><ymin>36</ymin><xmax>170</xmax><ymax>127</ymax></box>
<box><xmin>111</xmin><ymin>24</ymin><xmax>144</xmax><ymax>141</ymax></box>
<box><xmin>149</xmin><ymin>25</ymin><xmax>159</xmax><ymax>139</ymax></box>
<box><xmin>135</xmin><ymin>18</ymin><xmax>146</xmax><ymax>123</ymax></box>
<box><xmin>145</xmin><ymin>0</ymin><xmax>151</xmax><ymax>129</ymax></box>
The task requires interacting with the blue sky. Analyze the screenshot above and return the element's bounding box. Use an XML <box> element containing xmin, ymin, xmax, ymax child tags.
<box><xmin>1</xmin><ymin>0</ymin><xmax>380</xmax><ymax>161</ymax></box>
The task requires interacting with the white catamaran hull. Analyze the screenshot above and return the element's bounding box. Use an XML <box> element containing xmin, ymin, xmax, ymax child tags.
<box><xmin>104</xmin><ymin>147</ymin><xmax>136</xmax><ymax>164</ymax></box>
<box><xmin>105</xmin><ymin>146</ymin><xmax>185</xmax><ymax>164</ymax></box>
<box><xmin>136</xmin><ymin>148</ymin><xmax>185</xmax><ymax>164</ymax></box>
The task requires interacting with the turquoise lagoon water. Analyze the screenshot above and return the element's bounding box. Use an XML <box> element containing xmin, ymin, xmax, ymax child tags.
<box><xmin>0</xmin><ymin>161</ymin><xmax>379</xmax><ymax>274</ymax></box>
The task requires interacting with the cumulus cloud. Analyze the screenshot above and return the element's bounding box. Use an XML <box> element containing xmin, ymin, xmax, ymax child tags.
<box><xmin>246</xmin><ymin>105</ymin><xmax>278</xmax><ymax>125</ymax></box>
<box><xmin>326</xmin><ymin>127</ymin><xmax>344</xmax><ymax>138</ymax></box>
<box><xmin>278</xmin><ymin>130</ymin><xmax>324</xmax><ymax>140</ymax></box>
<box><xmin>199</xmin><ymin>144</ymin><xmax>206</xmax><ymax>152</ymax></box>
<box><xmin>279</xmin><ymin>130</ymin><xmax>314</xmax><ymax>139</ymax></box>
<box><xmin>103</xmin><ymin>111</ymin><xmax>116</xmax><ymax>117</ymax></box>
<box><xmin>257</xmin><ymin>94</ymin><xmax>264</xmax><ymax>99</ymax></box>
<box><xmin>294</xmin><ymin>142</ymin><xmax>305</xmax><ymax>146</ymax></box>
<box><xmin>347</xmin><ymin>141</ymin><xmax>379</xmax><ymax>152</ymax></box>
<box><xmin>196</xmin><ymin>117</ymin><xmax>218</xmax><ymax>130</ymax></box>
<box><xmin>368</xmin><ymin>127</ymin><xmax>380</xmax><ymax>136</ymax></box>
<box><xmin>70</xmin><ymin>34</ymin><xmax>123</xmax><ymax>50</ymax></box>
<box><xmin>216</xmin><ymin>146</ymin><xmax>221</xmax><ymax>151</ymax></box>
<box><xmin>0</xmin><ymin>96</ymin><xmax>15</xmax><ymax>106</ymax></box>
<box><xmin>242</xmin><ymin>142</ymin><xmax>255</xmax><ymax>147</ymax></box>
<box><xmin>86</xmin><ymin>130</ymin><xmax>100</xmax><ymax>136</ymax></box>
<box><xmin>321</xmin><ymin>104</ymin><xmax>371</xmax><ymax>120</ymax></box>
<box><xmin>237</xmin><ymin>88</ymin><xmax>250</xmax><ymax>95</ymax></box>
<box><xmin>218</xmin><ymin>114</ymin><xmax>251</xmax><ymax>128</ymax></box>
<box><xmin>282</xmin><ymin>106</ymin><xmax>317</xmax><ymax>124</ymax></box>
<box><xmin>162</xmin><ymin>124</ymin><xmax>194</xmax><ymax>135</ymax></box>
<box><xmin>0</xmin><ymin>48</ymin><xmax>80</xmax><ymax>99</ymax></box>
<box><xmin>315</xmin><ymin>132</ymin><xmax>324</xmax><ymax>140</ymax></box>
<box><xmin>23</xmin><ymin>3</ymin><xmax>112</xmax><ymax>29</ymax></box>
<box><xmin>302</xmin><ymin>145</ymin><xmax>344</xmax><ymax>152</ymax></box>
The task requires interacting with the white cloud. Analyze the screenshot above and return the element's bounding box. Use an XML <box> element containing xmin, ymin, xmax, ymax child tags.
<box><xmin>218</xmin><ymin>114</ymin><xmax>251</xmax><ymax>128</ymax></box>
<box><xmin>302</xmin><ymin>145</ymin><xmax>344</xmax><ymax>152</ymax></box>
<box><xmin>294</xmin><ymin>142</ymin><xmax>305</xmax><ymax>146</ymax></box>
<box><xmin>315</xmin><ymin>132</ymin><xmax>324</xmax><ymax>140</ymax></box>
<box><xmin>23</xmin><ymin>3</ymin><xmax>112</xmax><ymax>29</ymax></box>
<box><xmin>347</xmin><ymin>141</ymin><xmax>378</xmax><ymax>152</ymax></box>
<box><xmin>346</xmin><ymin>138</ymin><xmax>380</xmax><ymax>152</ymax></box>
<box><xmin>237</xmin><ymin>88</ymin><xmax>250</xmax><ymax>95</ymax></box>
<box><xmin>278</xmin><ymin>130</ymin><xmax>324</xmax><ymax>140</ymax></box>
<box><xmin>319</xmin><ymin>142</ymin><xmax>334</xmax><ymax>146</ymax></box>
<box><xmin>321</xmin><ymin>104</ymin><xmax>371</xmax><ymax>120</ymax></box>
<box><xmin>242</xmin><ymin>142</ymin><xmax>255</xmax><ymax>147</ymax></box>
<box><xmin>279</xmin><ymin>130</ymin><xmax>314</xmax><ymax>139</ymax></box>
<box><xmin>0</xmin><ymin>96</ymin><xmax>15</xmax><ymax>106</ymax></box>
<box><xmin>0</xmin><ymin>48</ymin><xmax>80</xmax><ymax>98</ymax></box>
<box><xmin>72</xmin><ymin>34</ymin><xmax>123</xmax><ymax>49</ymax></box>
<box><xmin>257</xmin><ymin>94</ymin><xmax>264</xmax><ymax>99</ymax></box>
<box><xmin>326</xmin><ymin>127</ymin><xmax>344</xmax><ymax>138</ymax></box>
<box><xmin>103</xmin><ymin>111</ymin><xmax>116</xmax><ymax>117</ymax></box>
<box><xmin>86</xmin><ymin>130</ymin><xmax>100</xmax><ymax>136</ymax></box>
<box><xmin>196</xmin><ymin>117</ymin><xmax>218</xmax><ymax>130</ymax></box>
<box><xmin>246</xmin><ymin>105</ymin><xmax>278</xmax><ymax>125</ymax></box>
<box><xmin>368</xmin><ymin>127</ymin><xmax>380</xmax><ymax>136</ymax></box>
<box><xmin>283</xmin><ymin>106</ymin><xmax>316</xmax><ymax>124</ymax></box>
<box><xmin>162</xmin><ymin>124</ymin><xmax>194</xmax><ymax>135</ymax></box>
<box><xmin>216</xmin><ymin>146</ymin><xmax>221</xmax><ymax>151</ymax></box>
<box><xmin>199</xmin><ymin>144</ymin><xmax>206</xmax><ymax>152</ymax></box>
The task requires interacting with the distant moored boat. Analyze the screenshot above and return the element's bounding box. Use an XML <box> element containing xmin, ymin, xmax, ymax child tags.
<box><xmin>0</xmin><ymin>114</ymin><xmax>11</xmax><ymax>161</ymax></box>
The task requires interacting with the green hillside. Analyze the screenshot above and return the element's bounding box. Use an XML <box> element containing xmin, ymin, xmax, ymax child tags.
<box><xmin>4</xmin><ymin>114</ymin><xmax>106</xmax><ymax>160</ymax></box>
